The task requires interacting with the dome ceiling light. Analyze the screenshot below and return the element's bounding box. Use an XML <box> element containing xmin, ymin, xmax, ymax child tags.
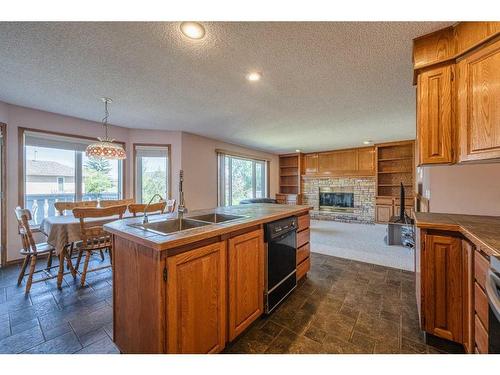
<box><xmin>180</xmin><ymin>22</ymin><xmax>206</xmax><ymax>40</ymax></box>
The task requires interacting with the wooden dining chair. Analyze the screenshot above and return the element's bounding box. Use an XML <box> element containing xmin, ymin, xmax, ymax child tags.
<box><xmin>15</xmin><ymin>207</ymin><xmax>59</xmax><ymax>293</ymax></box>
<box><xmin>99</xmin><ymin>198</ymin><xmax>135</xmax><ymax>208</ymax></box>
<box><xmin>72</xmin><ymin>205</ymin><xmax>127</xmax><ymax>286</ymax></box>
<box><xmin>128</xmin><ymin>201</ymin><xmax>167</xmax><ymax>217</ymax></box>
<box><xmin>54</xmin><ymin>200</ymin><xmax>98</xmax><ymax>216</ymax></box>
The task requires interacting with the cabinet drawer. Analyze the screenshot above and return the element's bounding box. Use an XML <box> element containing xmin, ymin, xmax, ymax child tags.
<box><xmin>297</xmin><ymin>214</ymin><xmax>310</xmax><ymax>232</ymax></box>
<box><xmin>297</xmin><ymin>257</ymin><xmax>310</xmax><ymax>280</ymax></box>
<box><xmin>297</xmin><ymin>243</ymin><xmax>310</xmax><ymax>265</ymax></box>
<box><xmin>297</xmin><ymin>228</ymin><xmax>310</xmax><ymax>248</ymax></box>
<box><xmin>376</xmin><ymin>197</ymin><xmax>393</xmax><ymax>205</ymax></box>
<box><xmin>474</xmin><ymin>251</ymin><xmax>489</xmax><ymax>289</ymax></box>
<box><xmin>474</xmin><ymin>314</ymin><xmax>488</xmax><ymax>354</ymax></box>
<box><xmin>474</xmin><ymin>282</ymin><xmax>489</xmax><ymax>329</ymax></box>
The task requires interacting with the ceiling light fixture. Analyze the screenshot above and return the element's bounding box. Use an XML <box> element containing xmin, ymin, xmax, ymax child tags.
<box><xmin>86</xmin><ymin>98</ymin><xmax>126</xmax><ymax>160</ymax></box>
<box><xmin>180</xmin><ymin>22</ymin><xmax>206</xmax><ymax>40</ymax></box>
<box><xmin>246</xmin><ymin>71</ymin><xmax>262</xmax><ymax>82</ymax></box>
<box><xmin>363</xmin><ymin>140</ymin><xmax>372</xmax><ymax>145</ymax></box>
<box><xmin>295</xmin><ymin>149</ymin><xmax>301</xmax><ymax>153</ymax></box>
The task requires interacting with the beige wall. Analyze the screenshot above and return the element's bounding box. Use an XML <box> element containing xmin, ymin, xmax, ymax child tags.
<box><xmin>421</xmin><ymin>163</ymin><xmax>500</xmax><ymax>215</ymax></box>
<box><xmin>0</xmin><ymin>102</ymin><xmax>279</xmax><ymax>262</ymax></box>
<box><xmin>180</xmin><ymin>132</ymin><xmax>279</xmax><ymax>210</ymax></box>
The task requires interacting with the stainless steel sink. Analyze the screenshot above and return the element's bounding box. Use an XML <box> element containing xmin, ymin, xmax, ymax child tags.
<box><xmin>187</xmin><ymin>213</ymin><xmax>246</xmax><ymax>223</ymax></box>
<box><xmin>129</xmin><ymin>218</ymin><xmax>210</xmax><ymax>236</ymax></box>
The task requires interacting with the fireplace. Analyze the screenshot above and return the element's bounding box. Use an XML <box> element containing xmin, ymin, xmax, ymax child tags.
<box><xmin>319</xmin><ymin>187</ymin><xmax>354</xmax><ymax>212</ymax></box>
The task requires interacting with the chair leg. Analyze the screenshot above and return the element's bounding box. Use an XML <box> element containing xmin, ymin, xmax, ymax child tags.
<box><xmin>18</xmin><ymin>255</ymin><xmax>30</xmax><ymax>286</ymax></box>
<box><xmin>26</xmin><ymin>255</ymin><xmax>37</xmax><ymax>293</ymax></box>
<box><xmin>47</xmin><ymin>250</ymin><xmax>53</xmax><ymax>268</ymax></box>
<box><xmin>108</xmin><ymin>247</ymin><xmax>112</xmax><ymax>264</ymax></box>
<box><xmin>66</xmin><ymin>243</ymin><xmax>74</xmax><ymax>270</ymax></box>
<box><xmin>80</xmin><ymin>250</ymin><xmax>92</xmax><ymax>287</ymax></box>
<box><xmin>75</xmin><ymin>249</ymin><xmax>84</xmax><ymax>271</ymax></box>
<box><xmin>64</xmin><ymin>249</ymin><xmax>76</xmax><ymax>278</ymax></box>
<box><xmin>99</xmin><ymin>250</ymin><xmax>105</xmax><ymax>261</ymax></box>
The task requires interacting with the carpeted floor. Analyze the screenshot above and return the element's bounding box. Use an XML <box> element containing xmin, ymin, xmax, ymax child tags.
<box><xmin>310</xmin><ymin>220</ymin><xmax>414</xmax><ymax>271</ymax></box>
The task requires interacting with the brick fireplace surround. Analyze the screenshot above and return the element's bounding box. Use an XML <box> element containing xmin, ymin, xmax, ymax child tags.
<box><xmin>302</xmin><ymin>176</ymin><xmax>376</xmax><ymax>223</ymax></box>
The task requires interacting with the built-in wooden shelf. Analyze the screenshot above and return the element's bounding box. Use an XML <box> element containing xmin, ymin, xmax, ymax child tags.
<box><xmin>278</xmin><ymin>153</ymin><xmax>304</xmax><ymax>203</ymax></box>
<box><xmin>377</xmin><ymin>156</ymin><xmax>413</xmax><ymax>162</ymax></box>
<box><xmin>377</xmin><ymin>170</ymin><xmax>412</xmax><ymax>174</ymax></box>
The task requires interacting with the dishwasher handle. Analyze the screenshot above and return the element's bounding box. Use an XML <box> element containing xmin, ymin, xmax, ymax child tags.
<box><xmin>486</xmin><ymin>269</ymin><xmax>500</xmax><ymax>322</ymax></box>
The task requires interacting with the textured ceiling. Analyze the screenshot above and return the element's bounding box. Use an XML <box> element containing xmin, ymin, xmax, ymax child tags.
<box><xmin>0</xmin><ymin>22</ymin><xmax>452</xmax><ymax>153</ymax></box>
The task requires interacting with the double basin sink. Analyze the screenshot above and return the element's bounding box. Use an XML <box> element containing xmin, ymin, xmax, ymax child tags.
<box><xmin>128</xmin><ymin>213</ymin><xmax>247</xmax><ymax>236</ymax></box>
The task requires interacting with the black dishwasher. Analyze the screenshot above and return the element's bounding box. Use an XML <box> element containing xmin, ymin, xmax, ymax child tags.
<box><xmin>264</xmin><ymin>216</ymin><xmax>297</xmax><ymax>313</ymax></box>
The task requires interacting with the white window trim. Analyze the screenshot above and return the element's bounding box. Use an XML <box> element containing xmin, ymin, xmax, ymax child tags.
<box><xmin>134</xmin><ymin>144</ymin><xmax>170</xmax><ymax>203</ymax></box>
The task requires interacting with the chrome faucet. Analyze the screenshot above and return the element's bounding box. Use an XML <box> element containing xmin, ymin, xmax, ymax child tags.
<box><xmin>178</xmin><ymin>170</ymin><xmax>187</xmax><ymax>218</ymax></box>
<box><xmin>143</xmin><ymin>193</ymin><xmax>164</xmax><ymax>224</ymax></box>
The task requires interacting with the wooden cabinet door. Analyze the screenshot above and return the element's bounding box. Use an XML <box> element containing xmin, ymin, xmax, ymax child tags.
<box><xmin>357</xmin><ymin>147</ymin><xmax>375</xmax><ymax>174</ymax></box>
<box><xmin>228</xmin><ymin>229</ymin><xmax>264</xmax><ymax>341</ymax></box>
<box><xmin>462</xmin><ymin>240</ymin><xmax>474</xmax><ymax>353</ymax></box>
<box><xmin>375</xmin><ymin>205</ymin><xmax>393</xmax><ymax>223</ymax></box>
<box><xmin>457</xmin><ymin>38</ymin><xmax>500</xmax><ymax>162</ymax></box>
<box><xmin>166</xmin><ymin>241</ymin><xmax>227</xmax><ymax>353</ymax></box>
<box><xmin>417</xmin><ymin>64</ymin><xmax>454</xmax><ymax>164</ymax></box>
<box><xmin>422</xmin><ymin>234</ymin><xmax>463</xmax><ymax>343</ymax></box>
<box><xmin>304</xmin><ymin>153</ymin><xmax>318</xmax><ymax>174</ymax></box>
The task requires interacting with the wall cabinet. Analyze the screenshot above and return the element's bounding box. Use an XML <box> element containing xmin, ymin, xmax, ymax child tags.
<box><xmin>166</xmin><ymin>241</ymin><xmax>227</xmax><ymax>354</ymax></box>
<box><xmin>417</xmin><ymin>64</ymin><xmax>454</xmax><ymax>164</ymax></box>
<box><xmin>414</xmin><ymin>23</ymin><xmax>500</xmax><ymax>166</ymax></box>
<box><xmin>228</xmin><ymin>229</ymin><xmax>264</xmax><ymax>341</ymax></box>
<box><xmin>457</xmin><ymin>38</ymin><xmax>500</xmax><ymax>162</ymax></box>
<box><xmin>303</xmin><ymin>147</ymin><xmax>374</xmax><ymax>177</ymax></box>
<box><xmin>422</xmin><ymin>233</ymin><xmax>463</xmax><ymax>343</ymax></box>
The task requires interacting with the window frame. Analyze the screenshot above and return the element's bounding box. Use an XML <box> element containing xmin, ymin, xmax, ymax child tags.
<box><xmin>133</xmin><ymin>143</ymin><xmax>171</xmax><ymax>203</ymax></box>
<box><xmin>0</xmin><ymin>122</ymin><xmax>6</xmax><ymax>267</ymax></box>
<box><xmin>217</xmin><ymin>152</ymin><xmax>269</xmax><ymax>206</ymax></box>
<box><xmin>18</xmin><ymin>127</ymin><xmax>127</xmax><ymax>210</ymax></box>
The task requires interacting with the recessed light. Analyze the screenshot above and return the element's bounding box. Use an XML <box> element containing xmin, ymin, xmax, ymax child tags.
<box><xmin>363</xmin><ymin>140</ymin><xmax>372</xmax><ymax>145</ymax></box>
<box><xmin>246</xmin><ymin>71</ymin><xmax>262</xmax><ymax>82</ymax></box>
<box><xmin>180</xmin><ymin>22</ymin><xmax>205</xmax><ymax>40</ymax></box>
<box><xmin>295</xmin><ymin>149</ymin><xmax>301</xmax><ymax>153</ymax></box>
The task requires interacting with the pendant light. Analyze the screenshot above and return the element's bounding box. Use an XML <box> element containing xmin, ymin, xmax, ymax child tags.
<box><xmin>86</xmin><ymin>97</ymin><xmax>126</xmax><ymax>160</ymax></box>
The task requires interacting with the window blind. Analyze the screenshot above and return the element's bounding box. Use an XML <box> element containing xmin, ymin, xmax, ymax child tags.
<box><xmin>24</xmin><ymin>131</ymin><xmax>92</xmax><ymax>152</ymax></box>
<box><xmin>135</xmin><ymin>145</ymin><xmax>169</xmax><ymax>158</ymax></box>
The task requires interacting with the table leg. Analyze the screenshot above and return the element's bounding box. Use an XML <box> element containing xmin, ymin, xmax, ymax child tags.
<box><xmin>57</xmin><ymin>250</ymin><xmax>65</xmax><ymax>289</ymax></box>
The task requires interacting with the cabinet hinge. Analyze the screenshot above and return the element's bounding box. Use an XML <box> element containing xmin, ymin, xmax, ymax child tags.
<box><xmin>163</xmin><ymin>267</ymin><xmax>168</xmax><ymax>282</ymax></box>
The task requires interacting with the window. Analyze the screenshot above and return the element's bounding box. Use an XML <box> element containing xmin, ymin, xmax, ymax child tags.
<box><xmin>218</xmin><ymin>152</ymin><xmax>267</xmax><ymax>206</ymax></box>
<box><xmin>57</xmin><ymin>177</ymin><xmax>65</xmax><ymax>192</ymax></box>
<box><xmin>134</xmin><ymin>145</ymin><xmax>169</xmax><ymax>203</ymax></box>
<box><xmin>23</xmin><ymin>130</ymin><xmax>124</xmax><ymax>223</ymax></box>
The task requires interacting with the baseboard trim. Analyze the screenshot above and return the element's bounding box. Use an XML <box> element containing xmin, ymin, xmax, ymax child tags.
<box><xmin>425</xmin><ymin>333</ymin><xmax>465</xmax><ymax>354</ymax></box>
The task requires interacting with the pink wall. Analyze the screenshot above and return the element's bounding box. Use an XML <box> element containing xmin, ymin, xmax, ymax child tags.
<box><xmin>1</xmin><ymin>102</ymin><xmax>279</xmax><ymax>262</ymax></box>
<box><xmin>422</xmin><ymin>163</ymin><xmax>500</xmax><ymax>215</ymax></box>
<box><xmin>180</xmin><ymin>132</ymin><xmax>279</xmax><ymax>210</ymax></box>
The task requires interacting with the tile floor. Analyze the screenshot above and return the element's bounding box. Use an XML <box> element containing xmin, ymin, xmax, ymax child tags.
<box><xmin>0</xmin><ymin>252</ymin><xmax>442</xmax><ymax>354</ymax></box>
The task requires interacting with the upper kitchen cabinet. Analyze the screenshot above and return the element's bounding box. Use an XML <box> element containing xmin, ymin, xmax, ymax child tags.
<box><xmin>457</xmin><ymin>38</ymin><xmax>500</xmax><ymax>162</ymax></box>
<box><xmin>304</xmin><ymin>153</ymin><xmax>318</xmax><ymax>174</ymax></box>
<box><xmin>413</xmin><ymin>22</ymin><xmax>500</xmax><ymax>165</ymax></box>
<box><xmin>417</xmin><ymin>64</ymin><xmax>454</xmax><ymax>165</ymax></box>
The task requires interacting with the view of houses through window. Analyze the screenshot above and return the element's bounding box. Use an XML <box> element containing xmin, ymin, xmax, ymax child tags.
<box><xmin>24</xmin><ymin>131</ymin><xmax>123</xmax><ymax>223</ymax></box>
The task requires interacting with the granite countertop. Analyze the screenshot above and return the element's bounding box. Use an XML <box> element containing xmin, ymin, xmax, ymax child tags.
<box><xmin>414</xmin><ymin>212</ymin><xmax>500</xmax><ymax>257</ymax></box>
<box><xmin>104</xmin><ymin>203</ymin><xmax>312</xmax><ymax>252</ymax></box>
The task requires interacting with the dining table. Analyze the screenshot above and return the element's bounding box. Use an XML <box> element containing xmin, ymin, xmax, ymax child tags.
<box><xmin>40</xmin><ymin>213</ymin><xmax>134</xmax><ymax>288</ymax></box>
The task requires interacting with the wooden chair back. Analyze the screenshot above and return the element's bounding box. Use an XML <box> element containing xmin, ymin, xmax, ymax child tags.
<box><xmin>128</xmin><ymin>201</ymin><xmax>166</xmax><ymax>217</ymax></box>
<box><xmin>15</xmin><ymin>207</ymin><xmax>37</xmax><ymax>253</ymax></box>
<box><xmin>100</xmin><ymin>198</ymin><xmax>135</xmax><ymax>208</ymax></box>
<box><xmin>72</xmin><ymin>205</ymin><xmax>127</xmax><ymax>251</ymax></box>
<box><xmin>165</xmin><ymin>199</ymin><xmax>176</xmax><ymax>213</ymax></box>
<box><xmin>54</xmin><ymin>200</ymin><xmax>98</xmax><ymax>216</ymax></box>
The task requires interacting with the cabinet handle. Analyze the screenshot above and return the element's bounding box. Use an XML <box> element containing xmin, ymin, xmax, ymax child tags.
<box><xmin>163</xmin><ymin>267</ymin><xmax>168</xmax><ymax>282</ymax></box>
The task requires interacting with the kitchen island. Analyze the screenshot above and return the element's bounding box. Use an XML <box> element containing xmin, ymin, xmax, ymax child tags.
<box><xmin>104</xmin><ymin>203</ymin><xmax>312</xmax><ymax>354</ymax></box>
